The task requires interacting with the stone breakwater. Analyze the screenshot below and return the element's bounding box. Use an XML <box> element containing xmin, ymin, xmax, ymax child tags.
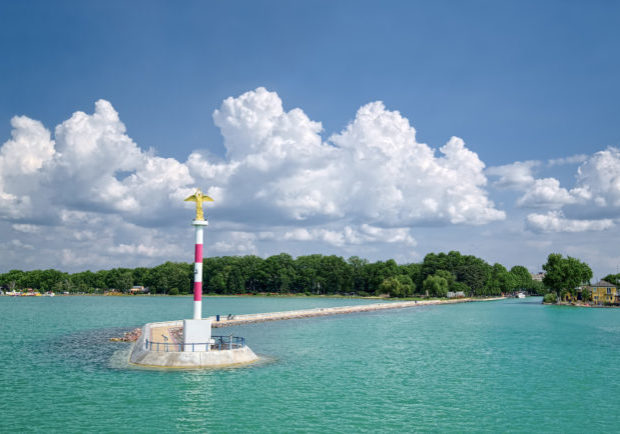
<box><xmin>126</xmin><ymin>297</ymin><xmax>504</xmax><ymax>368</ymax></box>
<box><xmin>208</xmin><ymin>297</ymin><xmax>506</xmax><ymax>328</ymax></box>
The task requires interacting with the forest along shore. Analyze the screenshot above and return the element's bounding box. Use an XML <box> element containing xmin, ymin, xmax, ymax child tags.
<box><xmin>209</xmin><ymin>297</ymin><xmax>506</xmax><ymax>328</ymax></box>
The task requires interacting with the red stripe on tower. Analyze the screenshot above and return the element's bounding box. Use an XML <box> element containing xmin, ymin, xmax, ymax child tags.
<box><xmin>193</xmin><ymin>281</ymin><xmax>202</xmax><ymax>301</ymax></box>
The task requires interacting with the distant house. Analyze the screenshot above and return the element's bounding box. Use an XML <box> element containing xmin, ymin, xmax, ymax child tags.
<box><xmin>531</xmin><ymin>272</ymin><xmax>545</xmax><ymax>282</ymax></box>
<box><xmin>447</xmin><ymin>291</ymin><xmax>465</xmax><ymax>299</ymax></box>
<box><xmin>587</xmin><ymin>280</ymin><xmax>618</xmax><ymax>304</ymax></box>
<box><xmin>130</xmin><ymin>286</ymin><xmax>149</xmax><ymax>294</ymax></box>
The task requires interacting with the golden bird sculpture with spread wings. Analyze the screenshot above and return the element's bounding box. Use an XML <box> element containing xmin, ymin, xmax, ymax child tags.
<box><xmin>184</xmin><ymin>189</ymin><xmax>214</xmax><ymax>221</ymax></box>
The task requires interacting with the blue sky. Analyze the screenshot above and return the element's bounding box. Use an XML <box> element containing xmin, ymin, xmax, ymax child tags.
<box><xmin>1</xmin><ymin>1</ymin><xmax>620</xmax><ymax>279</ymax></box>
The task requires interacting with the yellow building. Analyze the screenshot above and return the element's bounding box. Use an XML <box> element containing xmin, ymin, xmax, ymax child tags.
<box><xmin>588</xmin><ymin>280</ymin><xmax>619</xmax><ymax>304</ymax></box>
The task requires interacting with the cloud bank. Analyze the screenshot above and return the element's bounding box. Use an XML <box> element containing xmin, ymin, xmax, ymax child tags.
<box><xmin>4</xmin><ymin>87</ymin><xmax>620</xmax><ymax>273</ymax></box>
<box><xmin>0</xmin><ymin>87</ymin><xmax>509</xmax><ymax>270</ymax></box>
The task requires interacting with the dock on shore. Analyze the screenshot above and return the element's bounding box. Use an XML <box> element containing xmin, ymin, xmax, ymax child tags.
<box><xmin>208</xmin><ymin>297</ymin><xmax>505</xmax><ymax>328</ymax></box>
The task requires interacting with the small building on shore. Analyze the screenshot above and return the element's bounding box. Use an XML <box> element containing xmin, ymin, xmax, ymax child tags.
<box><xmin>531</xmin><ymin>272</ymin><xmax>545</xmax><ymax>282</ymax></box>
<box><xmin>129</xmin><ymin>285</ymin><xmax>149</xmax><ymax>294</ymax></box>
<box><xmin>586</xmin><ymin>280</ymin><xmax>618</xmax><ymax>304</ymax></box>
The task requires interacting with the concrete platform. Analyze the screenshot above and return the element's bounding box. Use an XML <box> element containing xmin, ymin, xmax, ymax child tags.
<box><xmin>129</xmin><ymin>320</ymin><xmax>258</xmax><ymax>369</ymax></box>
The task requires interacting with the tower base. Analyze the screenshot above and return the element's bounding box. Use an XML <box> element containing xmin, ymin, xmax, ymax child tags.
<box><xmin>128</xmin><ymin>320</ymin><xmax>258</xmax><ymax>369</ymax></box>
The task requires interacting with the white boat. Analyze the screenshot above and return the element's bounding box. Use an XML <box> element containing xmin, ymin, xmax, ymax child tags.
<box><xmin>516</xmin><ymin>292</ymin><xmax>526</xmax><ymax>299</ymax></box>
<box><xmin>44</xmin><ymin>292</ymin><xmax>55</xmax><ymax>297</ymax></box>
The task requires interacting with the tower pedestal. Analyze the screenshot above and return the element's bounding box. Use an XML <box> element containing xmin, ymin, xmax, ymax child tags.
<box><xmin>183</xmin><ymin>319</ymin><xmax>212</xmax><ymax>352</ymax></box>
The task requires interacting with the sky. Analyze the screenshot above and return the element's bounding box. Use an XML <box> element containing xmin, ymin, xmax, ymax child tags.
<box><xmin>1</xmin><ymin>0</ymin><xmax>620</xmax><ymax>279</ymax></box>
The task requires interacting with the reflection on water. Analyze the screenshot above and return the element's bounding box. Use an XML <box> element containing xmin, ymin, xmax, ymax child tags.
<box><xmin>175</xmin><ymin>371</ymin><xmax>215</xmax><ymax>429</ymax></box>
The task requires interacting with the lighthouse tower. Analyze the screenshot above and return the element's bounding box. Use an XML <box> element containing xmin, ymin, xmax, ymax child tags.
<box><xmin>183</xmin><ymin>189</ymin><xmax>214</xmax><ymax>350</ymax></box>
<box><xmin>184</xmin><ymin>189</ymin><xmax>213</xmax><ymax>319</ymax></box>
<box><xmin>128</xmin><ymin>187</ymin><xmax>258</xmax><ymax>366</ymax></box>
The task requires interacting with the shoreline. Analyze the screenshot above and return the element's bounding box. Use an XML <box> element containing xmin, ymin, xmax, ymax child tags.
<box><xmin>543</xmin><ymin>301</ymin><xmax>620</xmax><ymax>309</ymax></box>
<box><xmin>5</xmin><ymin>292</ymin><xmax>506</xmax><ymax>302</ymax></box>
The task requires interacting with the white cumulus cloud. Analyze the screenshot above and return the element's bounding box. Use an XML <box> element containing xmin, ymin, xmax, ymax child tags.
<box><xmin>575</xmin><ymin>147</ymin><xmax>620</xmax><ymax>208</ymax></box>
<box><xmin>492</xmin><ymin>148</ymin><xmax>620</xmax><ymax>232</ymax></box>
<box><xmin>0</xmin><ymin>116</ymin><xmax>55</xmax><ymax>219</ymax></box>
<box><xmin>280</xmin><ymin>224</ymin><xmax>416</xmax><ymax>247</ymax></box>
<box><xmin>199</xmin><ymin>89</ymin><xmax>505</xmax><ymax>227</ymax></box>
<box><xmin>517</xmin><ymin>178</ymin><xmax>577</xmax><ymax>209</ymax></box>
<box><xmin>486</xmin><ymin>161</ymin><xmax>539</xmax><ymax>190</ymax></box>
<box><xmin>526</xmin><ymin>211</ymin><xmax>614</xmax><ymax>233</ymax></box>
<box><xmin>547</xmin><ymin>154</ymin><xmax>588</xmax><ymax>167</ymax></box>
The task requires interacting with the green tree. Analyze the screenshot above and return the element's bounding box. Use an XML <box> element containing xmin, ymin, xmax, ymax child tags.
<box><xmin>423</xmin><ymin>275</ymin><xmax>448</xmax><ymax>297</ymax></box>
<box><xmin>450</xmin><ymin>281</ymin><xmax>469</xmax><ymax>294</ymax></box>
<box><xmin>105</xmin><ymin>268</ymin><xmax>134</xmax><ymax>291</ymax></box>
<box><xmin>294</xmin><ymin>254</ymin><xmax>320</xmax><ymax>293</ymax></box>
<box><xmin>379</xmin><ymin>275</ymin><xmax>415</xmax><ymax>298</ymax></box>
<box><xmin>529</xmin><ymin>280</ymin><xmax>546</xmax><ymax>296</ymax></box>
<box><xmin>240</xmin><ymin>255</ymin><xmax>265</xmax><ymax>293</ymax></box>
<box><xmin>379</xmin><ymin>277</ymin><xmax>402</xmax><ymax>297</ymax></box>
<box><xmin>0</xmin><ymin>270</ymin><xmax>25</xmax><ymax>290</ymax></box>
<box><xmin>435</xmin><ymin>270</ymin><xmax>455</xmax><ymax>287</ymax></box>
<box><xmin>581</xmin><ymin>287</ymin><xmax>592</xmax><ymax>302</ymax></box>
<box><xmin>93</xmin><ymin>270</ymin><xmax>108</xmax><ymax>290</ymax></box>
<box><xmin>260</xmin><ymin>253</ymin><xmax>297</xmax><ymax>293</ymax></box>
<box><xmin>318</xmin><ymin>255</ymin><xmax>352</xmax><ymax>294</ymax></box>
<box><xmin>209</xmin><ymin>270</ymin><xmax>228</xmax><ymax>293</ymax></box>
<box><xmin>542</xmin><ymin>253</ymin><xmax>592</xmax><ymax>302</ymax></box>
<box><xmin>455</xmin><ymin>257</ymin><xmax>490</xmax><ymax>295</ymax></box>
<box><xmin>367</xmin><ymin>259</ymin><xmax>399</xmax><ymax>294</ymax></box>
<box><xmin>227</xmin><ymin>267</ymin><xmax>245</xmax><ymax>293</ymax></box>
<box><xmin>132</xmin><ymin>267</ymin><xmax>150</xmax><ymax>287</ymax></box>
<box><xmin>485</xmin><ymin>263</ymin><xmax>515</xmax><ymax>295</ymax></box>
<box><xmin>602</xmin><ymin>273</ymin><xmax>620</xmax><ymax>286</ymax></box>
<box><xmin>348</xmin><ymin>256</ymin><xmax>370</xmax><ymax>293</ymax></box>
<box><xmin>510</xmin><ymin>265</ymin><xmax>533</xmax><ymax>291</ymax></box>
<box><xmin>148</xmin><ymin>262</ymin><xmax>192</xmax><ymax>294</ymax></box>
<box><xmin>396</xmin><ymin>275</ymin><xmax>415</xmax><ymax>297</ymax></box>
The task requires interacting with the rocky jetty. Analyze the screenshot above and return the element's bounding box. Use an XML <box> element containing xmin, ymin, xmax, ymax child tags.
<box><xmin>110</xmin><ymin>328</ymin><xmax>142</xmax><ymax>342</ymax></box>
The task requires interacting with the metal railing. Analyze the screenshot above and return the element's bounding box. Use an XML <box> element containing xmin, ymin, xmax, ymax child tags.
<box><xmin>144</xmin><ymin>335</ymin><xmax>246</xmax><ymax>352</ymax></box>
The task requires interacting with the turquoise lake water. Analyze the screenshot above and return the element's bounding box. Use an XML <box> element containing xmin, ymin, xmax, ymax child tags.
<box><xmin>1</xmin><ymin>296</ymin><xmax>619</xmax><ymax>433</ymax></box>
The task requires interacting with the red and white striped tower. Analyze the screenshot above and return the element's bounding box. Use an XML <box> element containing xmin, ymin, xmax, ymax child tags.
<box><xmin>184</xmin><ymin>189</ymin><xmax>213</xmax><ymax>320</ymax></box>
<box><xmin>192</xmin><ymin>219</ymin><xmax>208</xmax><ymax>319</ymax></box>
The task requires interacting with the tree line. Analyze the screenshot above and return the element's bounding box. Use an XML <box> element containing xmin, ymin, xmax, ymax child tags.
<box><xmin>0</xmin><ymin>251</ymin><xmax>547</xmax><ymax>297</ymax></box>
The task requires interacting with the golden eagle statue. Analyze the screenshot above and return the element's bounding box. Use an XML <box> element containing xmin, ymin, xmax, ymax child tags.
<box><xmin>184</xmin><ymin>189</ymin><xmax>214</xmax><ymax>221</ymax></box>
